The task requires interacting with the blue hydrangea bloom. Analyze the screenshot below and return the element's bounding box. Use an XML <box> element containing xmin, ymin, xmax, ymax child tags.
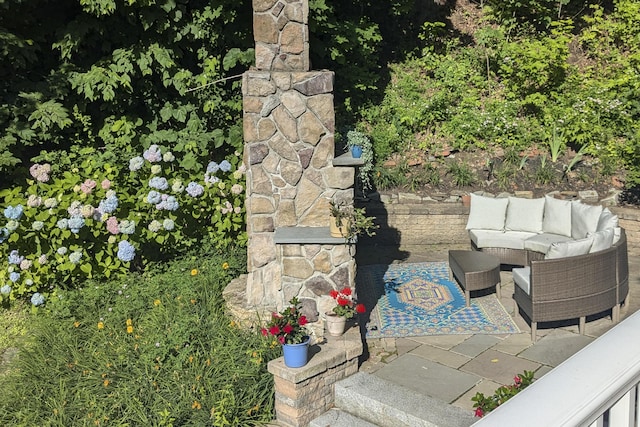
<box><xmin>117</xmin><ymin>240</ymin><xmax>136</xmax><ymax>262</ymax></box>
<box><xmin>9</xmin><ymin>272</ymin><xmax>20</xmax><ymax>283</ymax></box>
<box><xmin>69</xmin><ymin>251</ymin><xmax>82</xmax><ymax>264</ymax></box>
<box><xmin>8</xmin><ymin>250</ymin><xmax>23</xmax><ymax>265</ymax></box>
<box><xmin>3</xmin><ymin>205</ymin><xmax>23</xmax><ymax>220</ymax></box>
<box><xmin>0</xmin><ymin>285</ymin><xmax>11</xmax><ymax>295</ymax></box>
<box><xmin>31</xmin><ymin>292</ymin><xmax>45</xmax><ymax>306</ymax></box>
<box><xmin>129</xmin><ymin>156</ymin><xmax>144</xmax><ymax>171</ymax></box>
<box><xmin>147</xmin><ymin>190</ymin><xmax>162</xmax><ymax>204</ymax></box>
<box><xmin>219</xmin><ymin>160</ymin><xmax>232</xmax><ymax>172</ymax></box>
<box><xmin>99</xmin><ymin>195</ymin><xmax>119</xmax><ymax>214</ymax></box>
<box><xmin>68</xmin><ymin>216</ymin><xmax>85</xmax><ymax>233</ymax></box>
<box><xmin>155</xmin><ymin>195</ymin><xmax>179</xmax><ymax>211</ymax></box>
<box><xmin>162</xmin><ymin>219</ymin><xmax>175</xmax><ymax>231</ymax></box>
<box><xmin>143</xmin><ymin>145</ymin><xmax>162</xmax><ymax>162</ymax></box>
<box><xmin>32</xmin><ymin>220</ymin><xmax>44</xmax><ymax>231</ymax></box>
<box><xmin>57</xmin><ymin>246</ymin><xmax>68</xmax><ymax>255</ymax></box>
<box><xmin>56</xmin><ymin>218</ymin><xmax>68</xmax><ymax>230</ymax></box>
<box><xmin>5</xmin><ymin>220</ymin><xmax>18</xmax><ymax>232</ymax></box>
<box><xmin>149</xmin><ymin>177</ymin><xmax>169</xmax><ymax>190</ymax></box>
<box><xmin>206</xmin><ymin>161</ymin><xmax>219</xmax><ymax>173</ymax></box>
<box><xmin>186</xmin><ymin>182</ymin><xmax>204</xmax><ymax>197</ymax></box>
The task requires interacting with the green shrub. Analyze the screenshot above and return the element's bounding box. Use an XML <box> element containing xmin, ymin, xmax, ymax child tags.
<box><xmin>0</xmin><ymin>144</ymin><xmax>246</xmax><ymax>305</ymax></box>
<box><xmin>0</xmin><ymin>246</ymin><xmax>280</xmax><ymax>426</ymax></box>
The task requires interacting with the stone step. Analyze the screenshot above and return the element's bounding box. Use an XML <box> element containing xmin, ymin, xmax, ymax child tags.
<box><xmin>331</xmin><ymin>372</ymin><xmax>476</xmax><ymax>427</ymax></box>
<box><xmin>309</xmin><ymin>408</ymin><xmax>378</xmax><ymax>427</ymax></box>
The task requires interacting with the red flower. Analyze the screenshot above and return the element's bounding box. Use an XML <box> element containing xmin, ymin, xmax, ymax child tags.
<box><xmin>513</xmin><ymin>375</ymin><xmax>522</xmax><ymax>386</ymax></box>
<box><xmin>298</xmin><ymin>315</ymin><xmax>308</xmax><ymax>326</ymax></box>
<box><xmin>341</xmin><ymin>287</ymin><xmax>352</xmax><ymax>296</ymax></box>
<box><xmin>260</xmin><ymin>328</ymin><xmax>268</xmax><ymax>336</ymax></box>
<box><xmin>355</xmin><ymin>303</ymin><xmax>366</xmax><ymax>313</ymax></box>
<box><xmin>269</xmin><ymin>325</ymin><xmax>281</xmax><ymax>335</ymax></box>
<box><xmin>329</xmin><ymin>289</ymin><xmax>339</xmax><ymax>299</ymax></box>
<box><xmin>337</xmin><ymin>296</ymin><xmax>349</xmax><ymax>306</ymax></box>
<box><xmin>278</xmin><ymin>335</ymin><xmax>285</xmax><ymax>344</ymax></box>
<box><xmin>283</xmin><ymin>324</ymin><xmax>293</xmax><ymax>334</ymax></box>
<box><xmin>474</xmin><ymin>407</ymin><xmax>484</xmax><ymax>418</ymax></box>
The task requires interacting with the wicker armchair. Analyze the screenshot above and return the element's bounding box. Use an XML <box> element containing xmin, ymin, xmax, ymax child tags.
<box><xmin>513</xmin><ymin>245</ymin><xmax>618</xmax><ymax>342</ymax></box>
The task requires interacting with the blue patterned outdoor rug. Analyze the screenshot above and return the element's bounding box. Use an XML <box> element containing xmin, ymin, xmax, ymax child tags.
<box><xmin>359</xmin><ymin>262</ymin><xmax>519</xmax><ymax>338</ymax></box>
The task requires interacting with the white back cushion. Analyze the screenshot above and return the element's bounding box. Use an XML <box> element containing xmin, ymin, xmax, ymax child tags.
<box><xmin>597</xmin><ymin>208</ymin><xmax>619</xmax><ymax>231</ymax></box>
<box><xmin>589</xmin><ymin>228</ymin><xmax>615</xmax><ymax>253</ymax></box>
<box><xmin>505</xmin><ymin>197</ymin><xmax>545</xmax><ymax>233</ymax></box>
<box><xmin>545</xmin><ymin>236</ymin><xmax>594</xmax><ymax>259</ymax></box>
<box><xmin>466</xmin><ymin>194</ymin><xmax>509</xmax><ymax>231</ymax></box>
<box><xmin>542</xmin><ymin>196</ymin><xmax>572</xmax><ymax>237</ymax></box>
<box><xmin>571</xmin><ymin>201</ymin><xmax>603</xmax><ymax>239</ymax></box>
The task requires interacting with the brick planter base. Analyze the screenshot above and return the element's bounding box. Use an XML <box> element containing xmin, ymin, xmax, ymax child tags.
<box><xmin>267</xmin><ymin>328</ymin><xmax>363</xmax><ymax>427</ymax></box>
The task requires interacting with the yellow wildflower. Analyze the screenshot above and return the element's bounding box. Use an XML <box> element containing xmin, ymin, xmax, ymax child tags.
<box><xmin>190</xmin><ymin>269</ymin><xmax>198</xmax><ymax>276</ymax></box>
<box><xmin>127</xmin><ymin>325</ymin><xmax>133</xmax><ymax>334</ymax></box>
<box><xmin>222</xmin><ymin>262</ymin><xmax>229</xmax><ymax>270</ymax></box>
<box><xmin>126</xmin><ymin>319</ymin><xmax>132</xmax><ymax>326</ymax></box>
<box><xmin>103</xmin><ymin>379</ymin><xmax>109</xmax><ymax>387</ymax></box>
<box><xmin>74</xmin><ymin>321</ymin><xmax>80</xmax><ymax>328</ymax></box>
<box><xmin>97</xmin><ymin>321</ymin><xmax>104</xmax><ymax>330</ymax></box>
<box><xmin>192</xmin><ymin>401</ymin><xmax>202</xmax><ymax>410</ymax></box>
<box><xmin>153</xmin><ymin>299</ymin><xmax>161</xmax><ymax>306</ymax></box>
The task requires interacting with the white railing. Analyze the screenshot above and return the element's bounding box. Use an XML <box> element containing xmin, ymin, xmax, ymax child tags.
<box><xmin>472</xmin><ymin>309</ymin><xmax>640</xmax><ymax>427</ymax></box>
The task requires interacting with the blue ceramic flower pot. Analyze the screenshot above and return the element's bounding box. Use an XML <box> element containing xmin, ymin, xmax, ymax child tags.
<box><xmin>282</xmin><ymin>336</ymin><xmax>310</xmax><ymax>368</ymax></box>
<box><xmin>350</xmin><ymin>145</ymin><xmax>363</xmax><ymax>158</ymax></box>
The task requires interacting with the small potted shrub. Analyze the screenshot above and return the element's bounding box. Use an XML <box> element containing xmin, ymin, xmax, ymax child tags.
<box><xmin>329</xmin><ymin>198</ymin><xmax>378</xmax><ymax>241</ymax></box>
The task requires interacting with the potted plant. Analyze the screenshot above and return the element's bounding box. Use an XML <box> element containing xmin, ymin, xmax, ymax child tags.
<box><xmin>261</xmin><ymin>297</ymin><xmax>310</xmax><ymax>368</ymax></box>
<box><xmin>329</xmin><ymin>198</ymin><xmax>378</xmax><ymax>241</ymax></box>
<box><xmin>325</xmin><ymin>287</ymin><xmax>366</xmax><ymax>336</ymax></box>
<box><xmin>345</xmin><ymin>130</ymin><xmax>374</xmax><ymax>192</ymax></box>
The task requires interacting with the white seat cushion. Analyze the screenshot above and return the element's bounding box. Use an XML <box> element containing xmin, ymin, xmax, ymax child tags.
<box><xmin>513</xmin><ymin>267</ymin><xmax>531</xmax><ymax>295</ymax></box>
<box><xmin>542</xmin><ymin>196</ymin><xmax>572</xmax><ymax>237</ymax></box>
<box><xmin>597</xmin><ymin>208</ymin><xmax>619</xmax><ymax>231</ymax></box>
<box><xmin>469</xmin><ymin>230</ymin><xmax>536</xmax><ymax>250</ymax></box>
<box><xmin>505</xmin><ymin>197</ymin><xmax>545</xmax><ymax>233</ymax></box>
<box><xmin>589</xmin><ymin>228</ymin><xmax>615</xmax><ymax>253</ymax></box>
<box><xmin>571</xmin><ymin>201</ymin><xmax>603</xmax><ymax>239</ymax></box>
<box><xmin>545</xmin><ymin>236</ymin><xmax>594</xmax><ymax>259</ymax></box>
<box><xmin>466</xmin><ymin>194</ymin><xmax>509</xmax><ymax>231</ymax></box>
<box><xmin>524</xmin><ymin>233</ymin><xmax>573</xmax><ymax>254</ymax></box>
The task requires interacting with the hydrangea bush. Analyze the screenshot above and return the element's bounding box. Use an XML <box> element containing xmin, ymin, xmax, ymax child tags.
<box><xmin>0</xmin><ymin>145</ymin><xmax>246</xmax><ymax>306</ymax></box>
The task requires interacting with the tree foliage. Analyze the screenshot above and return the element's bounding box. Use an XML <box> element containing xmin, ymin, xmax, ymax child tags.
<box><xmin>0</xmin><ymin>0</ymin><xmax>253</xmax><ymax>183</ymax></box>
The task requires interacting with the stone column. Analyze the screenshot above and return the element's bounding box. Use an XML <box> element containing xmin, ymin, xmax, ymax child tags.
<box><xmin>243</xmin><ymin>0</ymin><xmax>357</xmax><ymax>337</ymax></box>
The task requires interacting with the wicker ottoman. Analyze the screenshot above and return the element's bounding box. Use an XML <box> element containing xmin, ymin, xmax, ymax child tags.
<box><xmin>449</xmin><ymin>250</ymin><xmax>501</xmax><ymax>306</ymax></box>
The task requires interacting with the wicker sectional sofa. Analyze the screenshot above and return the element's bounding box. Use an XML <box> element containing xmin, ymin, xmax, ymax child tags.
<box><xmin>466</xmin><ymin>193</ymin><xmax>629</xmax><ymax>341</ymax></box>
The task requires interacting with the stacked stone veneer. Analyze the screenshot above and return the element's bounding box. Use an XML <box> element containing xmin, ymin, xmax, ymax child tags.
<box><xmin>243</xmin><ymin>0</ymin><xmax>358</xmax><ymax>337</ymax></box>
<box><xmin>253</xmin><ymin>0</ymin><xmax>309</xmax><ymax>71</ymax></box>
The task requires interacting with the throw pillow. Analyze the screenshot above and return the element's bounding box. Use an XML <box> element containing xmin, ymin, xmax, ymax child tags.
<box><xmin>571</xmin><ymin>201</ymin><xmax>603</xmax><ymax>239</ymax></box>
<box><xmin>545</xmin><ymin>236</ymin><xmax>594</xmax><ymax>259</ymax></box>
<box><xmin>596</xmin><ymin>208</ymin><xmax>619</xmax><ymax>231</ymax></box>
<box><xmin>588</xmin><ymin>228</ymin><xmax>615</xmax><ymax>253</ymax></box>
<box><xmin>465</xmin><ymin>194</ymin><xmax>509</xmax><ymax>231</ymax></box>
<box><xmin>542</xmin><ymin>196</ymin><xmax>572</xmax><ymax>237</ymax></box>
<box><xmin>505</xmin><ymin>197</ymin><xmax>545</xmax><ymax>233</ymax></box>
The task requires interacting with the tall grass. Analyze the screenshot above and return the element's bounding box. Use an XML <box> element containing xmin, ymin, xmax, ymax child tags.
<box><xmin>0</xmin><ymin>244</ymin><xmax>280</xmax><ymax>426</ymax></box>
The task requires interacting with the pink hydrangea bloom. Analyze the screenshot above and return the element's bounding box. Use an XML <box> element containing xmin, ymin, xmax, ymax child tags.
<box><xmin>106</xmin><ymin>216</ymin><xmax>120</xmax><ymax>235</ymax></box>
<box><xmin>101</xmin><ymin>179</ymin><xmax>111</xmax><ymax>190</ymax></box>
<box><xmin>80</xmin><ymin>179</ymin><xmax>97</xmax><ymax>194</ymax></box>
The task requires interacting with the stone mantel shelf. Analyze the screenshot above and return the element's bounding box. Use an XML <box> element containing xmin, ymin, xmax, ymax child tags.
<box><xmin>332</xmin><ymin>152</ymin><xmax>365</xmax><ymax>167</ymax></box>
<box><xmin>274</xmin><ymin>227</ymin><xmax>354</xmax><ymax>245</ymax></box>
